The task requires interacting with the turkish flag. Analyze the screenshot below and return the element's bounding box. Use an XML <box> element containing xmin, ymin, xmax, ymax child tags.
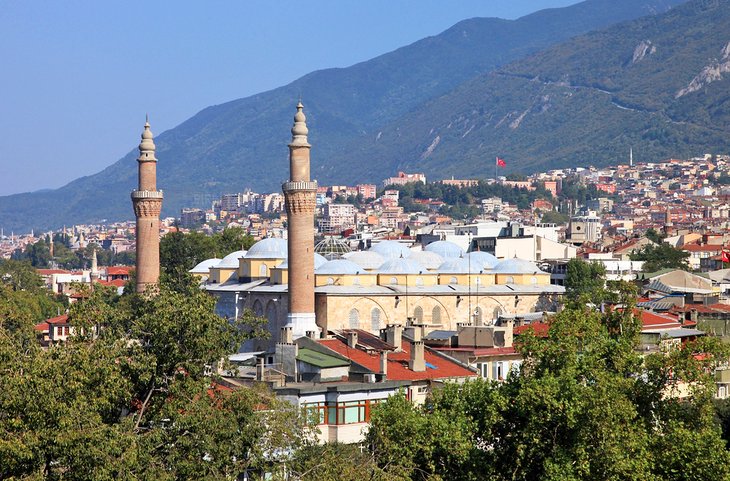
<box><xmin>722</xmin><ymin>250</ymin><xmax>730</xmax><ymax>263</ymax></box>
<box><xmin>496</xmin><ymin>157</ymin><xmax>506</xmax><ymax>167</ymax></box>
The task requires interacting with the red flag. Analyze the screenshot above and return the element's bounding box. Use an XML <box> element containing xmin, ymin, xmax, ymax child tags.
<box><xmin>722</xmin><ymin>250</ymin><xmax>730</xmax><ymax>263</ymax></box>
<box><xmin>496</xmin><ymin>157</ymin><xmax>506</xmax><ymax>167</ymax></box>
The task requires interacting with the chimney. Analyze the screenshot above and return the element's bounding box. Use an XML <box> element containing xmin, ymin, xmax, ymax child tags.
<box><xmin>306</xmin><ymin>330</ymin><xmax>317</xmax><ymax>340</ymax></box>
<box><xmin>504</xmin><ymin>319</ymin><xmax>514</xmax><ymax>348</ymax></box>
<box><xmin>409</xmin><ymin>340</ymin><xmax>426</xmax><ymax>372</ymax></box>
<box><xmin>383</xmin><ymin>324</ymin><xmax>403</xmax><ymax>351</ymax></box>
<box><xmin>380</xmin><ymin>351</ymin><xmax>388</xmax><ymax>380</ymax></box>
<box><xmin>347</xmin><ymin>331</ymin><xmax>358</xmax><ymax>348</ymax></box>
<box><xmin>256</xmin><ymin>357</ymin><xmax>265</xmax><ymax>381</ymax></box>
<box><xmin>406</xmin><ymin>323</ymin><xmax>424</xmax><ymax>342</ymax></box>
<box><xmin>280</xmin><ymin>326</ymin><xmax>293</xmax><ymax>344</ymax></box>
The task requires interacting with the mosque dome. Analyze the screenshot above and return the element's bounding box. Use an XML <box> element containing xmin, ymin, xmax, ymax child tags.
<box><xmin>342</xmin><ymin>251</ymin><xmax>386</xmax><ymax>270</ymax></box>
<box><xmin>245</xmin><ymin>238</ymin><xmax>288</xmax><ymax>259</ymax></box>
<box><xmin>378</xmin><ymin>258</ymin><xmax>425</xmax><ymax>274</ymax></box>
<box><xmin>425</xmin><ymin>240</ymin><xmax>464</xmax><ymax>258</ymax></box>
<box><xmin>316</xmin><ymin>259</ymin><xmax>365</xmax><ymax>275</ymax></box>
<box><xmin>370</xmin><ymin>240</ymin><xmax>412</xmax><ymax>259</ymax></box>
<box><xmin>437</xmin><ymin>257</ymin><xmax>483</xmax><ymax>274</ymax></box>
<box><xmin>464</xmin><ymin>251</ymin><xmax>500</xmax><ymax>270</ymax></box>
<box><xmin>314</xmin><ymin>236</ymin><xmax>352</xmax><ymax>260</ymax></box>
<box><xmin>408</xmin><ymin>250</ymin><xmax>445</xmax><ymax>270</ymax></box>
<box><xmin>275</xmin><ymin>253</ymin><xmax>327</xmax><ymax>270</ymax></box>
<box><xmin>217</xmin><ymin>250</ymin><xmax>248</xmax><ymax>268</ymax></box>
<box><xmin>189</xmin><ymin>258</ymin><xmax>222</xmax><ymax>274</ymax></box>
<box><xmin>492</xmin><ymin>258</ymin><xmax>545</xmax><ymax>274</ymax></box>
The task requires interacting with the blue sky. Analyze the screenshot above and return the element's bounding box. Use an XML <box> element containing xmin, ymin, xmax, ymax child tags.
<box><xmin>0</xmin><ymin>0</ymin><xmax>578</xmax><ymax>196</ymax></box>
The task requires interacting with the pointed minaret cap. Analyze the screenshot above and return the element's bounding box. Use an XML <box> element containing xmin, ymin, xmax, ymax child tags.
<box><xmin>290</xmin><ymin>101</ymin><xmax>310</xmax><ymax>147</ymax></box>
<box><xmin>138</xmin><ymin>115</ymin><xmax>157</xmax><ymax>161</ymax></box>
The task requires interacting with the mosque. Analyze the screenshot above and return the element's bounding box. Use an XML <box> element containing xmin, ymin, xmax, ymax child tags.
<box><xmin>185</xmin><ymin>103</ymin><xmax>564</xmax><ymax>350</ymax></box>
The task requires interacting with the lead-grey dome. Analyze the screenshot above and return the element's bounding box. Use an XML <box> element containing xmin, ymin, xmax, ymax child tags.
<box><xmin>342</xmin><ymin>251</ymin><xmax>386</xmax><ymax>270</ymax></box>
<box><xmin>408</xmin><ymin>250</ymin><xmax>445</xmax><ymax>270</ymax></box>
<box><xmin>464</xmin><ymin>251</ymin><xmax>500</xmax><ymax>269</ymax></box>
<box><xmin>378</xmin><ymin>258</ymin><xmax>424</xmax><ymax>274</ymax></box>
<box><xmin>189</xmin><ymin>258</ymin><xmax>222</xmax><ymax>274</ymax></box>
<box><xmin>370</xmin><ymin>240</ymin><xmax>412</xmax><ymax>259</ymax></box>
<box><xmin>275</xmin><ymin>253</ymin><xmax>327</xmax><ymax>270</ymax></box>
<box><xmin>493</xmin><ymin>258</ymin><xmax>545</xmax><ymax>274</ymax></box>
<box><xmin>425</xmin><ymin>240</ymin><xmax>464</xmax><ymax>258</ymax></box>
<box><xmin>316</xmin><ymin>259</ymin><xmax>365</xmax><ymax>275</ymax></box>
<box><xmin>437</xmin><ymin>257</ymin><xmax>483</xmax><ymax>274</ymax></box>
<box><xmin>217</xmin><ymin>250</ymin><xmax>247</xmax><ymax>268</ymax></box>
<box><xmin>245</xmin><ymin>238</ymin><xmax>288</xmax><ymax>259</ymax></box>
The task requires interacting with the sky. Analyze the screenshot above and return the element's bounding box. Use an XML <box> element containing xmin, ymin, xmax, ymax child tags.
<box><xmin>0</xmin><ymin>0</ymin><xmax>579</xmax><ymax>196</ymax></box>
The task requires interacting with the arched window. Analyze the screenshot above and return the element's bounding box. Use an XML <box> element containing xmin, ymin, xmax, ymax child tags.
<box><xmin>327</xmin><ymin>277</ymin><xmax>335</xmax><ymax>285</ymax></box>
<box><xmin>414</xmin><ymin>306</ymin><xmax>424</xmax><ymax>322</ymax></box>
<box><xmin>505</xmin><ymin>276</ymin><xmax>514</xmax><ymax>284</ymax></box>
<box><xmin>259</xmin><ymin>264</ymin><xmax>268</xmax><ymax>277</ymax></box>
<box><xmin>349</xmin><ymin>308</ymin><xmax>360</xmax><ymax>329</ymax></box>
<box><xmin>265</xmin><ymin>301</ymin><xmax>277</xmax><ymax>325</ymax></box>
<box><xmin>475</xmin><ymin>276</ymin><xmax>482</xmax><ymax>285</ymax></box>
<box><xmin>432</xmin><ymin>306</ymin><xmax>442</xmax><ymax>324</ymax></box>
<box><xmin>450</xmin><ymin>276</ymin><xmax>458</xmax><ymax>285</ymax></box>
<box><xmin>371</xmin><ymin>308</ymin><xmax>381</xmax><ymax>332</ymax></box>
<box><xmin>353</xmin><ymin>277</ymin><xmax>360</xmax><ymax>286</ymax></box>
<box><xmin>416</xmin><ymin>277</ymin><xmax>424</xmax><ymax>287</ymax></box>
<box><xmin>531</xmin><ymin>276</ymin><xmax>538</xmax><ymax>285</ymax></box>
<box><xmin>252</xmin><ymin>300</ymin><xmax>263</xmax><ymax>317</ymax></box>
<box><xmin>390</xmin><ymin>277</ymin><xmax>398</xmax><ymax>285</ymax></box>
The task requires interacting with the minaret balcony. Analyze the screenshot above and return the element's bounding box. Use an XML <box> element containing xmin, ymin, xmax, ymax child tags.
<box><xmin>282</xmin><ymin>181</ymin><xmax>317</xmax><ymax>193</ymax></box>
<box><xmin>131</xmin><ymin>190</ymin><xmax>164</xmax><ymax>200</ymax></box>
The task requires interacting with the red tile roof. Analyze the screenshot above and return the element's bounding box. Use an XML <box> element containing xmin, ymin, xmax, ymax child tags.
<box><xmin>636</xmin><ymin>309</ymin><xmax>682</xmax><ymax>330</ymax></box>
<box><xmin>45</xmin><ymin>314</ymin><xmax>69</xmax><ymax>325</ymax></box>
<box><xmin>34</xmin><ymin>322</ymin><xmax>49</xmax><ymax>332</ymax></box>
<box><xmin>36</xmin><ymin>269</ymin><xmax>70</xmax><ymax>275</ymax></box>
<box><xmin>319</xmin><ymin>334</ymin><xmax>475</xmax><ymax>382</ymax></box>
<box><xmin>514</xmin><ymin>322</ymin><xmax>550</xmax><ymax>337</ymax></box>
<box><xmin>106</xmin><ymin>266</ymin><xmax>131</xmax><ymax>275</ymax></box>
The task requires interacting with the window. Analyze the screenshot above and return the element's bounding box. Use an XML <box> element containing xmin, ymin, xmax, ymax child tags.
<box><xmin>57</xmin><ymin>326</ymin><xmax>63</xmax><ymax>336</ymax></box>
<box><xmin>327</xmin><ymin>277</ymin><xmax>335</xmax><ymax>285</ymax></box>
<box><xmin>303</xmin><ymin>402</ymin><xmax>326</xmax><ymax>425</ymax></box>
<box><xmin>371</xmin><ymin>308</ymin><xmax>381</xmax><ymax>332</ymax></box>
<box><xmin>325</xmin><ymin>400</ymin><xmax>376</xmax><ymax>425</ymax></box>
<box><xmin>414</xmin><ymin>306</ymin><xmax>423</xmax><ymax>322</ymax></box>
<box><xmin>349</xmin><ymin>308</ymin><xmax>360</xmax><ymax>329</ymax></box>
<box><xmin>531</xmin><ymin>276</ymin><xmax>538</xmax><ymax>285</ymax></box>
<box><xmin>505</xmin><ymin>276</ymin><xmax>514</xmax><ymax>284</ymax></box>
<box><xmin>416</xmin><ymin>277</ymin><xmax>424</xmax><ymax>286</ymax></box>
<box><xmin>450</xmin><ymin>276</ymin><xmax>458</xmax><ymax>285</ymax></box>
<box><xmin>432</xmin><ymin>306</ymin><xmax>441</xmax><ymax>324</ymax></box>
<box><xmin>252</xmin><ymin>300</ymin><xmax>263</xmax><ymax>317</ymax></box>
<box><xmin>493</xmin><ymin>361</ymin><xmax>505</xmax><ymax>381</ymax></box>
<box><xmin>259</xmin><ymin>264</ymin><xmax>268</xmax><ymax>277</ymax></box>
<box><xmin>390</xmin><ymin>277</ymin><xmax>398</xmax><ymax>285</ymax></box>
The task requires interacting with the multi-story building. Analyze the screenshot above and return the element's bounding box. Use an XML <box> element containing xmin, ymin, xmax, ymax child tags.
<box><xmin>382</xmin><ymin>171</ymin><xmax>426</xmax><ymax>187</ymax></box>
<box><xmin>320</xmin><ymin>203</ymin><xmax>356</xmax><ymax>234</ymax></box>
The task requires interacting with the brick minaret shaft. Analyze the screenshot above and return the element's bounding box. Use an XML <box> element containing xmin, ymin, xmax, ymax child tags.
<box><xmin>131</xmin><ymin>118</ymin><xmax>163</xmax><ymax>294</ymax></box>
<box><xmin>282</xmin><ymin>102</ymin><xmax>318</xmax><ymax>338</ymax></box>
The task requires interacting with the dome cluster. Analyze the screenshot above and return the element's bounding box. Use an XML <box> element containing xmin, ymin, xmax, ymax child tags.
<box><xmin>192</xmin><ymin>238</ymin><xmax>547</xmax><ymax>279</ymax></box>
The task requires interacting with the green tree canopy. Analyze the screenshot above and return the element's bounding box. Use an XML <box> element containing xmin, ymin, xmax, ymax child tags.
<box><xmin>0</xmin><ymin>277</ymin><xmax>304</xmax><ymax>480</ymax></box>
<box><xmin>366</xmin><ymin>283</ymin><xmax>730</xmax><ymax>481</ymax></box>
<box><xmin>630</xmin><ymin>242</ymin><xmax>691</xmax><ymax>273</ymax></box>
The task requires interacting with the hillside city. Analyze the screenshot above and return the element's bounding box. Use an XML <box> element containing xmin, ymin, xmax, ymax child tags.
<box><xmin>5</xmin><ymin>0</ymin><xmax>730</xmax><ymax>479</ymax></box>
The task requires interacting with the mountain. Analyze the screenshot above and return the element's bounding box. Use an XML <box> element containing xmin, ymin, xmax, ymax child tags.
<box><xmin>343</xmin><ymin>0</ymin><xmax>730</xmax><ymax>179</ymax></box>
<box><xmin>0</xmin><ymin>0</ymin><xmax>686</xmax><ymax>232</ymax></box>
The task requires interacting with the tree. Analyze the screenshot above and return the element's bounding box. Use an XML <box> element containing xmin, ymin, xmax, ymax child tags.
<box><xmin>0</xmin><ymin>276</ymin><xmax>304</xmax><ymax>480</ymax></box>
<box><xmin>564</xmin><ymin>258</ymin><xmax>607</xmax><ymax>305</ymax></box>
<box><xmin>630</xmin><ymin>242</ymin><xmax>690</xmax><ymax>272</ymax></box>
<box><xmin>366</xmin><ymin>283</ymin><xmax>730</xmax><ymax>481</ymax></box>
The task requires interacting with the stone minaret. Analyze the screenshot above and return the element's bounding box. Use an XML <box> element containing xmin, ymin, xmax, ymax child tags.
<box><xmin>282</xmin><ymin>102</ymin><xmax>318</xmax><ymax>339</ymax></box>
<box><xmin>131</xmin><ymin>117</ymin><xmax>163</xmax><ymax>294</ymax></box>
